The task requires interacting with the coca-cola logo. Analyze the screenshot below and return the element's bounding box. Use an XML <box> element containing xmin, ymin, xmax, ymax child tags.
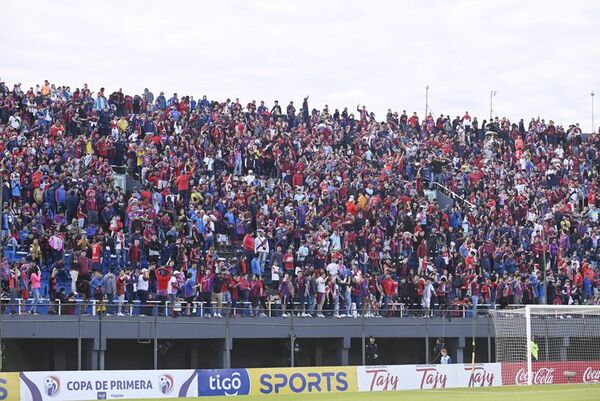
<box><xmin>583</xmin><ymin>367</ymin><xmax>600</xmax><ymax>383</ymax></box>
<box><xmin>416</xmin><ymin>367</ymin><xmax>447</xmax><ymax>389</ymax></box>
<box><xmin>515</xmin><ymin>368</ymin><xmax>555</xmax><ymax>385</ymax></box>
<box><xmin>364</xmin><ymin>368</ymin><xmax>400</xmax><ymax>391</ymax></box>
<box><xmin>465</xmin><ymin>366</ymin><xmax>495</xmax><ymax>387</ymax></box>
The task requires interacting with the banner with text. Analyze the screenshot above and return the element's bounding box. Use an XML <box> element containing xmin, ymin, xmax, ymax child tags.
<box><xmin>501</xmin><ymin>361</ymin><xmax>600</xmax><ymax>385</ymax></box>
<box><xmin>20</xmin><ymin>370</ymin><xmax>198</xmax><ymax>401</ymax></box>
<box><xmin>196</xmin><ymin>366</ymin><xmax>357</xmax><ymax>397</ymax></box>
<box><xmin>247</xmin><ymin>366</ymin><xmax>357</xmax><ymax>396</ymax></box>
<box><xmin>197</xmin><ymin>369</ymin><xmax>251</xmax><ymax>397</ymax></box>
<box><xmin>357</xmin><ymin>363</ymin><xmax>502</xmax><ymax>391</ymax></box>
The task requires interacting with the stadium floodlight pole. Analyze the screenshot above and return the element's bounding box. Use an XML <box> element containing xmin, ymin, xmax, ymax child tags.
<box><xmin>490</xmin><ymin>90</ymin><xmax>497</xmax><ymax>121</ymax></box>
<box><xmin>425</xmin><ymin>85</ymin><xmax>429</xmax><ymax>117</ymax></box>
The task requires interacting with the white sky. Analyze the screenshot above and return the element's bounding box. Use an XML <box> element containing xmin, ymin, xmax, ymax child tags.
<box><xmin>2</xmin><ymin>0</ymin><xmax>599</xmax><ymax>131</ymax></box>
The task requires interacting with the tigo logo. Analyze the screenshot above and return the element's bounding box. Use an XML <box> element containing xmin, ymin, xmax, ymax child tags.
<box><xmin>158</xmin><ymin>375</ymin><xmax>174</xmax><ymax>394</ymax></box>
<box><xmin>198</xmin><ymin>369</ymin><xmax>250</xmax><ymax>396</ymax></box>
<box><xmin>44</xmin><ymin>376</ymin><xmax>60</xmax><ymax>397</ymax></box>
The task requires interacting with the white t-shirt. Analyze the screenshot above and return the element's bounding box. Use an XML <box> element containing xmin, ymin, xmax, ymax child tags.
<box><xmin>244</xmin><ymin>174</ymin><xmax>255</xmax><ymax>185</ymax></box>
<box><xmin>203</xmin><ymin>157</ymin><xmax>214</xmax><ymax>171</ymax></box>
<box><xmin>326</xmin><ymin>262</ymin><xmax>339</xmax><ymax>278</ymax></box>
<box><xmin>271</xmin><ymin>265</ymin><xmax>280</xmax><ymax>282</ymax></box>
<box><xmin>255</xmin><ymin>236</ymin><xmax>269</xmax><ymax>253</ymax></box>
<box><xmin>137</xmin><ymin>273</ymin><xmax>149</xmax><ymax>291</ymax></box>
<box><xmin>168</xmin><ymin>276</ymin><xmax>178</xmax><ymax>295</ymax></box>
<box><xmin>9</xmin><ymin>115</ymin><xmax>21</xmax><ymax>129</ymax></box>
<box><xmin>316</xmin><ymin>277</ymin><xmax>326</xmax><ymax>293</ymax></box>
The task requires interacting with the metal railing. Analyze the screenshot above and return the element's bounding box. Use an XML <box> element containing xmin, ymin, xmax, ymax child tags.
<box><xmin>0</xmin><ymin>298</ymin><xmax>496</xmax><ymax>319</ymax></box>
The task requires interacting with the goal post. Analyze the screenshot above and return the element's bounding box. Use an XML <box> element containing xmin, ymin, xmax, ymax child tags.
<box><xmin>525</xmin><ymin>305</ymin><xmax>532</xmax><ymax>386</ymax></box>
<box><xmin>490</xmin><ymin>305</ymin><xmax>600</xmax><ymax>386</ymax></box>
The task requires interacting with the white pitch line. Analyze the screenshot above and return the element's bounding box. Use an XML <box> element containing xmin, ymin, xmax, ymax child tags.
<box><xmin>441</xmin><ymin>387</ymin><xmax>599</xmax><ymax>396</ymax></box>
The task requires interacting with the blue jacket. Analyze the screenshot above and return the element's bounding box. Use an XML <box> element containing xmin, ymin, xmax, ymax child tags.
<box><xmin>156</xmin><ymin>95</ymin><xmax>166</xmax><ymax>109</ymax></box>
<box><xmin>96</xmin><ymin>96</ymin><xmax>107</xmax><ymax>111</ymax></box>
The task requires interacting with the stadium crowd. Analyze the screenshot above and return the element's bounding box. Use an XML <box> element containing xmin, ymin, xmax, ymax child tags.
<box><xmin>0</xmin><ymin>78</ymin><xmax>599</xmax><ymax>318</ymax></box>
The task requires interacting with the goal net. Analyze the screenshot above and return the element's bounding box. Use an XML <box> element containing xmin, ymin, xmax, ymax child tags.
<box><xmin>490</xmin><ymin>305</ymin><xmax>600</xmax><ymax>385</ymax></box>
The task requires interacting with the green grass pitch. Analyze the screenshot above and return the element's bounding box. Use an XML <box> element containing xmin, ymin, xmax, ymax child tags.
<box><xmin>123</xmin><ymin>384</ymin><xmax>600</xmax><ymax>401</ymax></box>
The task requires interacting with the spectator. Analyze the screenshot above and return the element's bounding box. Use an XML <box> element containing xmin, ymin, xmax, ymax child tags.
<box><xmin>116</xmin><ymin>269</ymin><xmax>126</xmax><ymax>316</ymax></box>
<box><xmin>440</xmin><ymin>348</ymin><xmax>452</xmax><ymax>364</ymax></box>
<box><xmin>212</xmin><ymin>272</ymin><xmax>224</xmax><ymax>318</ymax></box>
<box><xmin>29</xmin><ymin>265</ymin><xmax>41</xmax><ymax>315</ymax></box>
<box><xmin>8</xmin><ymin>264</ymin><xmax>20</xmax><ymax>315</ymax></box>
<box><xmin>137</xmin><ymin>268</ymin><xmax>150</xmax><ymax>316</ymax></box>
<box><xmin>104</xmin><ymin>267</ymin><xmax>116</xmax><ymax>315</ymax></box>
<box><xmin>431</xmin><ymin>337</ymin><xmax>446</xmax><ymax>363</ymax></box>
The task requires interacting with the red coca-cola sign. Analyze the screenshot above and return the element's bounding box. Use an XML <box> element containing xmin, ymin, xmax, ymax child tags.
<box><xmin>583</xmin><ymin>367</ymin><xmax>600</xmax><ymax>383</ymax></box>
<box><xmin>513</xmin><ymin>367</ymin><xmax>555</xmax><ymax>385</ymax></box>
<box><xmin>502</xmin><ymin>361</ymin><xmax>600</xmax><ymax>385</ymax></box>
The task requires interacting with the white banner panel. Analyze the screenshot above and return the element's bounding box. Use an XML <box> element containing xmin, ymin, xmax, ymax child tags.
<box><xmin>357</xmin><ymin>363</ymin><xmax>502</xmax><ymax>391</ymax></box>
<box><xmin>20</xmin><ymin>370</ymin><xmax>198</xmax><ymax>401</ymax></box>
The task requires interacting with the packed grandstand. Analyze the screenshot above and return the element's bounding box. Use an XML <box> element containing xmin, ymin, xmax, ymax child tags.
<box><xmin>0</xmin><ymin>79</ymin><xmax>599</xmax><ymax>318</ymax></box>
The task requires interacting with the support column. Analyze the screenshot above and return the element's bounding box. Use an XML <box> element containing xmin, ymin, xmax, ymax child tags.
<box><xmin>339</xmin><ymin>337</ymin><xmax>350</xmax><ymax>366</ymax></box>
<box><xmin>53</xmin><ymin>342</ymin><xmax>67</xmax><ymax>370</ymax></box>
<box><xmin>221</xmin><ymin>339</ymin><xmax>231</xmax><ymax>368</ymax></box>
<box><xmin>425</xmin><ymin>325</ymin><xmax>430</xmax><ymax>363</ymax></box>
<box><xmin>189</xmin><ymin>341</ymin><xmax>199</xmax><ymax>368</ymax></box>
<box><xmin>456</xmin><ymin>337</ymin><xmax>465</xmax><ymax>364</ymax></box>
<box><xmin>92</xmin><ymin>338</ymin><xmax>106</xmax><ymax>370</ymax></box>
<box><xmin>487</xmin><ymin>319</ymin><xmax>492</xmax><ymax>362</ymax></box>
<box><xmin>315</xmin><ymin>342</ymin><xmax>323</xmax><ymax>366</ymax></box>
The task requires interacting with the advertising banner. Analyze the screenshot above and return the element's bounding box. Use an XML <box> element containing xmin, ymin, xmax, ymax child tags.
<box><xmin>197</xmin><ymin>366</ymin><xmax>356</xmax><ymax>397</ymax></box>
<box><xmin>501</xmin><ymin>361</ymin><xmax>600</xmax><ymax>385</ymax></box>
<box><xmin>357</xmin><ymin>363</ymin><xmax>502</xmax><ymax>391</ymax></box>
<box><xmin>247</xmin><ymin>366</ymin><xmax>357</xmax><ymax>396</ymax></box>
<box><xmin>0</xmin><ymin>373</ymin><xmax>20</xmax><ymax>401</ymax></box>
<box><xmin>224</xmin><ymin>367</ymin><xmax>356</xmax><ymax>395</ymax></box>
<box><xmin>20</xmin><ymin>370</ymin><xmax>198</xmax><ymax>401</ymax></box>
<box><xmin>197</xmin><ymin>369</ymin><xmax>250</xmax><ymax>397</ymax></box>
